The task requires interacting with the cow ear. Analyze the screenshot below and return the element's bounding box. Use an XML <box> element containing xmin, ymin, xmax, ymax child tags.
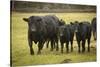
<box><xmin>70</xmin><ymin>22</ymin><xmax>73</xmax><ymax>25</ymax></box>
<box><xmin>75</xmin><ymin>21</ymin><xmax>78</xmax><ymax>23</ymax></box>
<box><xmin>79</xmin><ymin>23</ymin><xmax>83</xmax><ymax>25</ymax></box>
<box><xmin>60</xmin><ymin>19</ymin><xmax>63</xmax><ymax>21</ymax></box>
<box><xmin>23</xmin><ymin>18</ymin><xmax>29</xmax><ymax>22</ymax></box>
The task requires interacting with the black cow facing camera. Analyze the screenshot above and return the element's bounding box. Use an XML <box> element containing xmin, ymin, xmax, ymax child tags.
<box><xmin>59</xmin><ymin>23</ymin><xmax>75</xmax><ymax>53</ymax></box>
<box><xmin>23</xmin><ymin>15</ymin><xmax>60</xmax><ymax>55</ymax></box>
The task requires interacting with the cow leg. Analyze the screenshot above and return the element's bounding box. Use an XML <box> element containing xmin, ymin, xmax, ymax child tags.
<box><xmin>66</xmin><ymin>41</ymin><xmax>69</xmax><ymax>53</ymax></box>
<box><xmin>61</xmin><ymin>42</ymin><xmax>64</xmax><ymax>53</ymax></box>
<box><xmin>37</xmin><ymin>41</ymin><xmax>43</xmax><ymax>54</ymax></box>
<box><xmin>28</xmin><ymin>39</ymin><xmax>34</xmax><ymax>55</ymax></box>
<box><xmin>93</xmin><ymin>32</ymin><xmax>95</xmax><ymax>40</ymax></box>
<box><xmin>37</xmin><ymin>44</ymin><xmax>41</xmax><ymax>54</ymax></box>
<box><xmin>56</xmin><ymin>39</ymin><xmax>59</xmax><ymax>51</ymax></box>
<box><xmin>70</xmin><ymin>40</ymin><xmax>73</xmax><ymax>52</ymax></box>
<box><xmin>50</xmin><ymin>40</ymin><xmax>54</xmax><ymax>51</ymax></box>
<box><xmin>95</xmin><ymin>31</ymin><xmax>97</xmax><ymax>40</ymax></box>
<box><xmin>94</xmin><ymin>32</ymin><xmax>96</xmax><ymax>40</ymax></box>
<box><xmin>56</xmin><ymin>42</ymin><xmax>59</xmax><ymax>51</ymax></box>
<box><xmin>93</xmin><ymin>32</ymin><xmax>96</xmax><ymax>40</ymax></box>
<box><xmin>82</xmin><ymin>40</ymin><xmax>86</xmax><ymax>53</ymax></box>
<box><xmin>77</xmin><ymin>41</ymin><xmax>80</xmax><ymax>53</ymax></box>
<box><xmin>87</xmin><ymin>38</ymin><xmax>91</xmax><ymax>52</ymax></box>
<box><xmin>53</xmin><ymin>41</ymin><xmax>55</xmax><ymax>49</ymax></box>
<box><xmin>46</xmin><ymin>40</ymin><xmax>49</xmax><ymax>48</ymax></box>
<box><xmin>40</xmin><ymin>43</ymin><xmax>44</xmax><ymax>50</ymax></box>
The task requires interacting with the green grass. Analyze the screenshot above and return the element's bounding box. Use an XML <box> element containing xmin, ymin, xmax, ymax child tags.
<box><xmin>11</xmin><ymin>12</ymin><xmax>96</xmax><ymax>66</ymax></box>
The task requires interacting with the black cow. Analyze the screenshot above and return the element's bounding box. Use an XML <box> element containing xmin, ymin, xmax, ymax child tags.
<box><xmin>59</xmin><ymin>24</ymin><xmax>74</xmax><ymax>53</ymax></box>
<box><xmin>69</xmin><ymin>22</ymin><xmax>76</xmax><ymax>52</ymax></box>
<box><xmin>91</xmin><ymin>17</ymin><xmax>97</xmax><ymax>40</ymax></box>
<box><xmin>73</xmin><ymin>21</ymin><xmax>92</xmax><ymax>53</ymax></box>
<box><xmin>23</xmin><ymin>15</ymin><xmax>60</xmax><ymax>55</ymax></box>
<box><xmin>46</xmin><ymin>19</ymin><xmax>65</xmax><ymax>50</ymax></box>
<box><xmin>44</xmin><ymin>15</ymin><xmax>60</xmax><ymax>51</ymax></box>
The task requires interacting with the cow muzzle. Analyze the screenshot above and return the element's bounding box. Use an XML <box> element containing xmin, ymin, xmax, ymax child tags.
<box><xmin>75</xmin><ymin>29</ymin><xmax>78</xmax><ymax>33</ymax></box>
<box><xmin>31</xmin><ymin>28</ymin><xmax>36</xmax><ymax>32</ymax></box>
<box><xmin>60</xmin><ymin>33</ymin><xmax>63</xmax><ymax>36</ymax></box>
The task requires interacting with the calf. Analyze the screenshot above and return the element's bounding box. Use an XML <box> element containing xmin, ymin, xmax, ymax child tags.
<box><xmin>59</xmin><ymin>24</ymin><xmax>71</xmax><ymax>53</ymax></box>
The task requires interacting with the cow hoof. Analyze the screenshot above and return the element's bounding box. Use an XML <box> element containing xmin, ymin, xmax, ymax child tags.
<box><xmin>71</xmin><ymin>50</ymin><xmax>73</xmax><ymax>52</ymax></box>
<box><xmin>61</xmin><ymin>52</ymin><xmax>63</xmax><ymax>54</ymax></box>
<box><xmin>56</xmin><ymin>48</ymin><xmax>59</xmax><ymax>51</ymax></box>
<box><xmin>78</xmin><ymin>51</ymin><xmax>80</xmax><ymax>53</ymax></box>
<box><xmin>50</xmin><ymin>49</ymin><xmax>53</xmax><ymax>51</ymax></box>
<box><xmin>30</xmin><ymin>51</ymin><xmax>34</xmax><ymax>55</ymax></box>
<box><xmin>94</xmin><ymin>38</ymin><xmax>96</xmax><ymax>41</ymax></box>
<box><xmin>66</xmin><ymin>51</ymin><xmax>69</xmax><ymax>53</ymax></box>
<box><xmin>61</xmin><ymin>50</ymin><xmax>63</xmax><ymax>53</ymax></box>
<box><xmin>82</xmin><ymin>50</ymin><xmax>85</xmax><ymax>53</ymax></box>
<box><xmin>30</xmin><ymin>53</ymin><xmax>34</xmax><ymax>55</ymax></box>
<box><xmin>37</xmin><ymin>51</ymin><xmax>41</xmax><ymax>55</ymax></box>
<box><xmin>88</xmin><ymin>50</ymin><xmax>90</xmax><ymax>52</ymax></box>
<box><xmin>66</xmin><ymin>50</ymin><xmax>69</xmax><ymax>53</ymax></box>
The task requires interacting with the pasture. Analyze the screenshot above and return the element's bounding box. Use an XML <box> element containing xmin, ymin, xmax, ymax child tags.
<box><xmin>11</xmin><ymin>12</ymin><xmax>96</xmax><ymax>66</ymax></box>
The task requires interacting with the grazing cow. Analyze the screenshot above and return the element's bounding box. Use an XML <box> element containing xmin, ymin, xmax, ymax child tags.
<box><xmin>91</xmin><ymin>17</ymin><xmax>97</xmax><ymax>40</ymax></box>
<box><xmin>23</xmin><ymin>15</ymin><xmax>60</xmax><ymax>55</ymax></box>
<box><xmin>73</xmin><ymin>21</ymin><xmax>92</xmax><ymax>53</ymax></box>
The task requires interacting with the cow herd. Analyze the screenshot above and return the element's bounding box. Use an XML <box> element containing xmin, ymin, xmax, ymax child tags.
<box><xmin>23</xmin><ymin>15</ymin><xmax>96</xmax><ymax>55</ymax></box>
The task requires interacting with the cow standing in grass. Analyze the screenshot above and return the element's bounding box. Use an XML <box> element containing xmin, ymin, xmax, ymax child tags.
<box><xmin>59</xmin><ymin>23</ymin><xmax>75</xmax><ymax>53</ymax></box>
<box><xmin>91</xmin><ymin>17</ymin><xmax>97</xmax><ymax>40</ymax></box>
<box><xmin>73</xmin><ymin>21</ymin><xmax>92</xmax><ymax>53</ymax></box>
<box><xmin>46</xmin><ymin>19</ymin><xmax>65</xmax><ymax>50</ymax></box>
<box><xmin>23</xmin><ymin>15</ymin><xmax>60</xmax><ymax>55</ymax></box>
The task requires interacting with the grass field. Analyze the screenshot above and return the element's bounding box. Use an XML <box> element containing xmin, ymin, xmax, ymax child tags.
<box><xmin>11</xmin><ymin>12</ymin><xmax>96</xmax><ymax>66</ymax></box>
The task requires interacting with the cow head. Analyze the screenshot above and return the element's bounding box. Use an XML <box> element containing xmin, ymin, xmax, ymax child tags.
<box><xmin>23</xmin><ymin>16</ymin><xmax>43</xmax><ymax>32</ymax></box>
<box><xmin>59</xmin><ymin>25</ymin><xmax>66</xmax><ymax>36</ymax></box>
<box><xmin>58</xmin><ymin>19</ymin><xmax>65</xmax><ymax>26</ymax></box>
<box><xmin>73</xmin><ymin>21</ymin><xmax>79</xmax><ymax>33</ymax></box>
<box><xmin>70</xmin><ymin>22</ymin><xmax>74</xmax><ymax>25</ymax></box>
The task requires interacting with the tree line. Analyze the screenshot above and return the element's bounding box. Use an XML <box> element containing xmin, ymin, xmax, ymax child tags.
<box><xmin>11</xmin><ymin>1</ymin><xmax>96</xmax><ymax>13</ymax></box>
